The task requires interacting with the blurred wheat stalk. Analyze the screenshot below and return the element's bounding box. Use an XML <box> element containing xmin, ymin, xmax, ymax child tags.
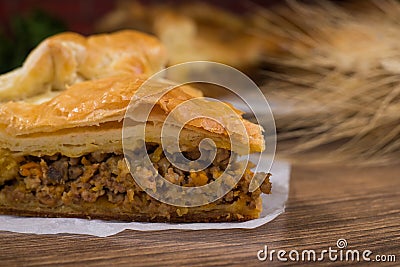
<box><xmin>254</xmin><ymin>0</ymin><xmax>400</xmax><ymax>165</ymax></box>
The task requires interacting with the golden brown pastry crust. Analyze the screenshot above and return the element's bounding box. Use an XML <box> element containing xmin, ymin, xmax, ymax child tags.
<box><xmin>0</xmin><ymin>75</ymin><xmax>264</xmax><ymax>156</ymax></box>
<box><xmin>0</xmin><ymin>203</ymin><xmax>260</xmax><ymax>223</ymax></box>
<box><xmin>0</xmin><ymin>30</ymin><xmax>167</xmax><ymax>102</ymax></box>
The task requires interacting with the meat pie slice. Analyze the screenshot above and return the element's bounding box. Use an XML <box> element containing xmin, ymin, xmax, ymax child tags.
<box><xmin>0</xmin><ymin>31</ymin><xmax>271</xmax><ymax>222</ymax></box>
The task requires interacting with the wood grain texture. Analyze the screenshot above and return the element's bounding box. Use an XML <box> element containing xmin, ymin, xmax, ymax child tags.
<box><xmin>0</xmin><ymin>163</ymin><xmax>399</xmax><ymax>266</ymax></box>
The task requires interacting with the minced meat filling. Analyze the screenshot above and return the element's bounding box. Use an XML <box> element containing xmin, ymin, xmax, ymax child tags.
<box><xmin>0</xmin><ymin>145</ymin><xmax>271</xmax><ymax>210</ymax></box>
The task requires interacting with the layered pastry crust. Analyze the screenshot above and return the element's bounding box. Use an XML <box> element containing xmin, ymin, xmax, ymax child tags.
<box><xmin>0</xmin><ymin>30</ymin><xmax>270</xmax><ymax>222</ymax></box>
<box><xmin>0</xmin><ymin>75</ymin><xmax>264</xmax><ymax>157</ymax></box>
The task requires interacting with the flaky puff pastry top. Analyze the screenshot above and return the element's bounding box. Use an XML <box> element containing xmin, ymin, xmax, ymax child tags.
<box><xmin>0</xmin><ymin>30</ymin><xmax>167</xmax><ymax>102</ymax></box>
<box><xmin>0</xmin><ymin>31</ymin><xmax>264</xmax><ymax>157</ymax></box>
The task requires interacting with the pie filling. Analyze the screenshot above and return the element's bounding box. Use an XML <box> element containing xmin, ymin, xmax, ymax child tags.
<box><xmin>0</xmin><ymin>144</ymin><xmax>271</xmax><ymax>222</ymax></box>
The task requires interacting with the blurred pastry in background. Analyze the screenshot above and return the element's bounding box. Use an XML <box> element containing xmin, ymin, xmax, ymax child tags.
<box><xmin>96</xmin><ymin>1</ymin><xmax>269</xmax><ymax>72</ymax></box>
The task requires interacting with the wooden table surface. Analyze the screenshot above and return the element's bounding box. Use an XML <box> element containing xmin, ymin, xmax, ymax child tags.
<box><xmin>0</xmin><ymin>162</ymin><xmax>399</xmax><ymax>266</ymax></box>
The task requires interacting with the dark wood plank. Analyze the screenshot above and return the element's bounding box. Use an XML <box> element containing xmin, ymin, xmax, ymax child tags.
<box><xmin>0</xmin><ymin>163</ymin><xmax>399</xmax><ymax>266</ymax></box>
